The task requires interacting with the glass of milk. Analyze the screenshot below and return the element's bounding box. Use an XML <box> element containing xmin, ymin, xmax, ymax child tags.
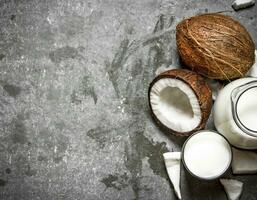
<box><xmin>182</xmin><ymin>130</ymin><xmax>232</xmax><ymax>180</ymax></box>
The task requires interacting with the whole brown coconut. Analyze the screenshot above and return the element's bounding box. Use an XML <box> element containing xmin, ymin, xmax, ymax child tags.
<box><xmin>176</xmin><ymin>13</ymin><xmax>255</xmax><ymax>80</ymax></box>
<box><xmin>148</xmin><ymin>69</ymin><xmax>212</xmax><ymax>137</ymax></box>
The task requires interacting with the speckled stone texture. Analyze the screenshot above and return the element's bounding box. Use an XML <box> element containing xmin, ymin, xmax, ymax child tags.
<box><xmin>0</xmin><ymin>0</ymin><xmax>256</xmax><ymax>199</ymax></box>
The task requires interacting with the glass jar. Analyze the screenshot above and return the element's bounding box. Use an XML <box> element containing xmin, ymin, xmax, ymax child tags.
<box><xmin>214</xmin><ymin>77</ymin><xmax>257</xmax><ymax>149</ymax></box>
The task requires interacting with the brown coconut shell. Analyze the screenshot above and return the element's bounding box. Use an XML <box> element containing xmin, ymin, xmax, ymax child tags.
<box><xmin>148</xmin><ymin>69</ymin><xmax>212</xmax><ymax>137</ymax></box>
<box><xmin>176</xmin><ymin>13</ymin><xmax>255</xmax><ymax>80</ymax></box>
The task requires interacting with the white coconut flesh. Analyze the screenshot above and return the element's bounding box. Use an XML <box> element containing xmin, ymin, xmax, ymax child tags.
<box><xmin>150</xmin><ymin>78</ymin><xmax>201</xmax><ymax>133</ymax></box>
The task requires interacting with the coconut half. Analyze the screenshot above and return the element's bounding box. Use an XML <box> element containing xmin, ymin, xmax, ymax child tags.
<box><xmin>149</xmin><ymin>69</ymin><xmax>212</xmax><ymax>136</ymax></box>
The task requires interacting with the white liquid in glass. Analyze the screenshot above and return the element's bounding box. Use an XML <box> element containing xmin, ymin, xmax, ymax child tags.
<box><xmin>183</xmin><ymin>131</ymin><xmax>232</xmax><ymax>179</ymax></box>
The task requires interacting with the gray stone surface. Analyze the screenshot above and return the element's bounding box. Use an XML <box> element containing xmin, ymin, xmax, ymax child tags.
<box><xmin>0</xmin><ymin>0</ymin><xmax>256</xmax><ymax>199</ymax></box>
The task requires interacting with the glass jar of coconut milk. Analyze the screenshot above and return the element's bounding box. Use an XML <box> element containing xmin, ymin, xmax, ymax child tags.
<box><xmin>214</xmin><ymin>77</ymin><xmax>257</xmax><ymax>149</ymax></box>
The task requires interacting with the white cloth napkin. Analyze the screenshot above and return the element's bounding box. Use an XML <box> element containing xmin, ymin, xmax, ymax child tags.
<box><xmin>232</xmin><ymin>147</ymin><xmax>257</xmax><ymax>174</ymax></box>
<box><xmin>163</xmin><ymin>152</ymin><xmax>182</xmax><ymax>199</ymax></box>
<box><xmin>220</xmin><ymin>179</ymin><xmax>243</xmax><ymax>200</ymax></box>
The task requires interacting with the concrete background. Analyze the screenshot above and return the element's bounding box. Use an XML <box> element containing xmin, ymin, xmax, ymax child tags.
<box><xmin>0</xmin><ymin>0</ymin><xmax>256</xmax><ymax>199</ymax></box>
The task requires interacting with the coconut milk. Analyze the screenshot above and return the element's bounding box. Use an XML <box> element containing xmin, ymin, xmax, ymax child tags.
<box><xmin>182</xmin><ymin>131</ymin><xmax>232</xmax><ymax>179</ymax></box>
<box><xmin>236</xmin><ymin>87</ymin><xmax>257</xmax><ymax>132</ymax></box>
<box><xmin>214</xmin><ymin>78</ymin><xmax>257</xmax><ymax>149</ymax></box>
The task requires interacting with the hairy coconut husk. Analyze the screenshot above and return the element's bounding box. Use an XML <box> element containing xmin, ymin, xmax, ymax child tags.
<box><xmin>176</xmin><ymin>13</ymin><xmax>255</xmax><ymax>80</ymax></box>
<box><xmin>148</xmin><ymin>69</ymin><xmax>212</xmax><ymax>137</ymax></box>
